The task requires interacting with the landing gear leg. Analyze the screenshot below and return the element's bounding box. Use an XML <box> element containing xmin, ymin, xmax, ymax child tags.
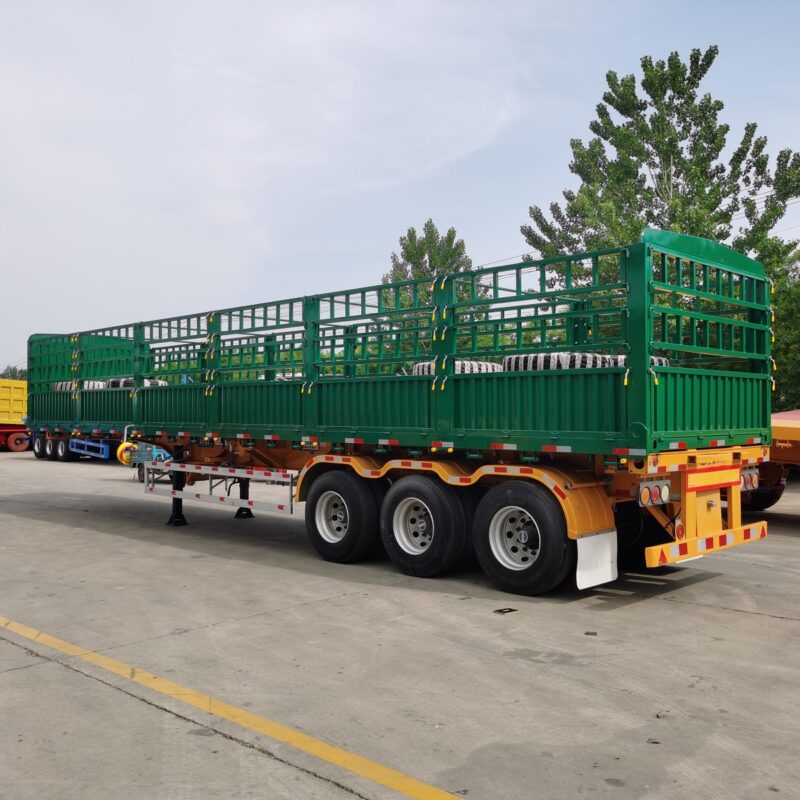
<box><xmin>235</xmin><ymin>478</ymin><xmax>254</xmax><ymax>519</ymax></box>
<box><xmin>167</xmin><ymin>448</ymin><xmax>188</xmax><ymax>526</ymax></box>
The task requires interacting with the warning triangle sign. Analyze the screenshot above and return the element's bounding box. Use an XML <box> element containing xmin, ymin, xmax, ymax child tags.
<box><xmin>658</xmin><ymin>549</ymin><xmax>668</xmax><ymax>566</ymax></box>
<box><xmin>760</xmin><ymin>525</ymin><xmax>767</xmax><ymax>539</ymax></box>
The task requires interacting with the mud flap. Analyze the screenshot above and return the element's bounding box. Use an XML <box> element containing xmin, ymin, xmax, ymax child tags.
<box><xmin>576</xmin><ymin>529</ymin><xmax>618</xmax><ymax>589</ymax></box>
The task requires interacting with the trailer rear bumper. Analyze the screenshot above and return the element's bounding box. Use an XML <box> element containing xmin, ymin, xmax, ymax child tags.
<box><xmin>644</xmin><ymin>521</ymin><xmax>767</xmax><ymax>568</ymax></box>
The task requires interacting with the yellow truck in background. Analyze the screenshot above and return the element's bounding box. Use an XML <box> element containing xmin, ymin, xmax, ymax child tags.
<box><xmin>745</xmin><ymin>410</ymin><xmax>800</xmax><ymax>510</ymax></box>
<box><xmin>0</xmin><ymin>379</ymin><xmax>29</xmax><ymax>451</ymax></box>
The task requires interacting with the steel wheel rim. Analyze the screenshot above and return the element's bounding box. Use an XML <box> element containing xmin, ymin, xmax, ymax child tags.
<box><xmin>315</xmin><ymin>491</ymin><xmax>350</xmax><ymax>544</ymax></box>
<box><xmin>488</xmin><ymin>505</ymin><xmax>541</xmax><ymax>571</ymax></box>
<box><xmin>393</xmin><ymin>497</ymin><xmax>434</xmax><ymax>555</ymax></box>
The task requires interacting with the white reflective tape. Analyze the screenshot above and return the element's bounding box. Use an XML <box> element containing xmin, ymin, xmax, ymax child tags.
<box><xmin>146</xmin><ymin>485</ymin><xmax>290</xmax><ymax>514</ymax></box>
<box><xmin>153</xmin><ymin>461</ymin><xmax>292</xmax><ymax>483</ymax></box>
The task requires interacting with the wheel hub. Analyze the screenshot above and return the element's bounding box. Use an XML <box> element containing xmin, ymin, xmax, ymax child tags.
<box><xmin>488</xmin><ymin>506</ymin><xmax>541</xmax><ymax>571</ymax></box>
<box><xmin>315</xmin><ymin>491</ymin><xmax>350</xmax><ymax>544</ymax></box>
<box><xmin>393</xmin><ymin>497</ymin><xmax>435</xmax><ymax>555</ymax></box>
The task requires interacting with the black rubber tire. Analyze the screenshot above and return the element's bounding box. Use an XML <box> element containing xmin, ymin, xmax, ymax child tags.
<box><xmin>366</xmin><ymin>478</ymin><xmax>390</xmax><ymax>556</ymax></box>
<box><xmin>380</xmin><ymin>475</ymin><xmax>467</xmax><ymax>577</ymax></box>
<box><xmin>55</xmin><ymin>438</ymin><xmax>74</xmax><ymax>462</ymax></box>
<box><xmin>305</xmin><ymin>471</ymin><xmax>379</xmax><ymax>563</ymax></box>
<box><xmin>44</xmin><ymin>438</ymin><xmax>57</xmax><ymax>461</ymax></box>
<box><xmin>137</xmin><ymin>463</ymin><xmax>145</xmax><ymax>483</ymax></box>
<box><xmin>32</xmin><ymin>435</ymin><xmax>47</xmax><ymax>459</ymax></box>
<box><xmin>453</xmin><ymin>486</ymin><xmax>482</xmax><ymax>568</ymax></box>
<box><xmin>472</xmin><ymin>481</ymin><xmax>576</xmax><ymax>595</ymax></box>
<box><xmin>743</xmin><ymin>485</ymin><xmax>785</xmax><ymax>512</ymax></box>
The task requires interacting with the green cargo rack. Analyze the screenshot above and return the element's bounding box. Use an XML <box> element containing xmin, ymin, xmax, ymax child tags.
<box><xmin>28</xmin><ymin>229</ymin><xmax>772</xmax><ymax>455</ymax></box>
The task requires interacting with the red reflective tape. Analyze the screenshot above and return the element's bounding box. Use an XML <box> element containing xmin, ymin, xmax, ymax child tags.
<box><xmin>324</xmin><ymin>455</ymin><xmax>335</xmax><ymax>462</ymax></box>
<box><xmin>248</xmin><ymin>500</ymin><xmax>254</xmax><ymax>506</ymax></box>
<box><xmin>541</xmin><ymin>445</ymin><xmax>557</xmax><ymax>452</ymax></box>
<box><xmin>690</xmin><ymin>463</ymin><xmax>741</xmax><ymax>475</ymax></box>
<box><xmin>553</xmin><ymin>485</ymin><xmax>567</xmax><ymax>500</ymax></box>
<box><xmin>421</xmin><ymin>462</ymin><xmax>433</xmax><ymax>468</ymax></box>
<box><xmin>678</xmin><ymin>542</ymin><xmax>688</xmax><ymax>556</ymax></box>
<box><xmin>371</xmin><ymin>470</ymin><xmax>381</xmax><ymax>477</ymax></box>
<box><xmin>705</xmin><ymin>537</ymin><xmax>714</xmax><ymax>550</ymax></box>
<box><xmin>195</xmin><ymin>493</ymin><xmax>201</xmax><ymax>499</ymax></box>
<box><xmin>218</xmin><ymin>496</ymin><xmax>225</xmax><ymax>503</ymax></box>
<box><xmin>431</xmin><ymin>441</ymin><xmax>442</xmax><ymax>447</ymax></box>
<box><xmin>342</xmin><ymin>456</ymin><xmax>352</xmax><ymax>463</ymax></box>
<box><xmin>687</xmin><ymin>479</ymin><xmax>738</xmax><ymax>493</ymax></box>
<box><xmin>400</xmin><ymin>460</ymin><xmax>412</xmax><ymax>467</ymax></box>
<box><xmin>494</xmin><ymin>466</ymin><xmax>508</xmax><ymax>473</ymax></box>
<box><xmin>459</xmin><ymin>477</ymin><xmax>471</xmax><ymax>484</ymax></box>
<box><xmin>521</xmin><ymin>467</ymin><xmax>534</xmax><ymax>475</ymax></box>
<box><xmin>277</xmin><ymin>504</ymin><xmax>285</xmax><ymax>511</ymax></box>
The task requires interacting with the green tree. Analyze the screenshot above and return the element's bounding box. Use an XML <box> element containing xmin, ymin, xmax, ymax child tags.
<box><xmin>384</xmin><ymin>218</ymin><xmax>472</xmax><ymax>285</ymax></box>
<box><xmin>521</xmin><ymin>46</ymin><xmax>800</xmax><ymax>278</ymax></box>
<box><xmin>772</xmin><ymin>260</ymin><xmax>800</xmax><ymax>410</ymax></box>
<box><xmin>521</xmin><ymin>46</ymin><xmax>800</xmax><ymax>406</ymax></box>
<box><xmin>1</xmin><ymin>365</ymin><xmax>27</xmax><ymax>380</ymax></box>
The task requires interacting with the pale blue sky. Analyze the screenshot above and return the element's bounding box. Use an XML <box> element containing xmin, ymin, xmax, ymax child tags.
<box><xmin>1</xmin><ymin>0</ymin><xmax>798</xmax><ymax>366</ymax></box>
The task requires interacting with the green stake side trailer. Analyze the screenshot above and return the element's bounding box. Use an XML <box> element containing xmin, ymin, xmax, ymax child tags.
<box><xmin>28</xmin><ymin>229</ymin><xmax>772</xmax><ymax>594</ymax></box>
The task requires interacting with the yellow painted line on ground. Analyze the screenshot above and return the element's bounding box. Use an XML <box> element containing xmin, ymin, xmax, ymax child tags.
<box><xmin>0</xmin><ymin>615</ymin><xmax>456</xmax><ymax>800</ymax></box>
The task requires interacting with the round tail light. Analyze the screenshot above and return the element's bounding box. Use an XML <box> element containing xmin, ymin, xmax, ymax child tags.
<box><xmin>660</xmin><ymin>483</ymin><xmax>670</xmax><ymax>504</ymax></box>
<box><xmin>675</xmin><ymin>522</ymin><xmax>685</xmax><ymax>540</ymax></box>
<box><xmin>639</xmin><ymin>485</ymin><xmax>651</xmax><ymax>505</ymax></box>
<box><xmin>744</xmin><ymin>472</ymin><xmax>753</xmax><ymax>490</ymax></box>
<box><xmin>752</xmin><ymin>471</ymin><xmax>760</xmax><ymax>489</ymax></box>
<box><xmin>651</xmin><ymin>484</ymin><xmax>661</xmax><ymax>504</ymax></box>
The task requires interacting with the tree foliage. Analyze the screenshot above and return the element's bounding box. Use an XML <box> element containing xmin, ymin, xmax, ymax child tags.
<box><xmin>521</xmin><ymin>46</ymin><xmax>800</xmax><ymax>279</ymax></box>
<box><xmin>521</xmin><ymin>46</ymin><xmax>800</xmax><ymax>407</ymax></box>
<box><xmin>0</xmin><ymin>365</ymin><xmax>27</xmax><ymax>380</ymax></box>
<box><xmin>384</xmin><ymin>218</ymin><xmax>472</xmax><ymax>284</ymax></box>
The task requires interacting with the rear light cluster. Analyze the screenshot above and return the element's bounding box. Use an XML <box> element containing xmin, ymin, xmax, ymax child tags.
<box><xmin>741</xmin><ymin>468</ymin><xmax>760</xmax><ymax>492</ymax></box>
<box><xmin>638</xmin><ymin>480</ymin><xmax>671</xmax><ymax>506</ymax></box>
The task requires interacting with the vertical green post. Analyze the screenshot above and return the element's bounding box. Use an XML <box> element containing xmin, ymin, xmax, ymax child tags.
<box><xmin>624</xmin><ymin>243</ymin><xmax>651</xmax><ymax>450</ymax></box>
<box><xmin>264</xmin><ymin>334</ymin><xmax>276</xmax><ymax>381</ymax></box>
<box><xmin>73</xmin><ymin>334</ymin><xmax>84</xmax><ymax>429</ymax></box>
<box><xmin>204</xmin><ymin>313</ymin><xmax>221</xmax><ymax>433</ymax></box>
<box><xmin>132</xmin><ymin>323</ymin><xmax>145</xmax><ymax>427</ymax></box>
<box><xmin>432</xmin><ymin>274</ymin><xmax>456</xmax><ymax>443</ymax></box>
<box><xmin>302</xmin><ymin>296</ymin><xmax>320</xmax><ymax>432</ymax></box>
<box><xmin>343</xmin><ymin>325</ymin><xmax>356</xmax><ymax>378</ymax></box>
